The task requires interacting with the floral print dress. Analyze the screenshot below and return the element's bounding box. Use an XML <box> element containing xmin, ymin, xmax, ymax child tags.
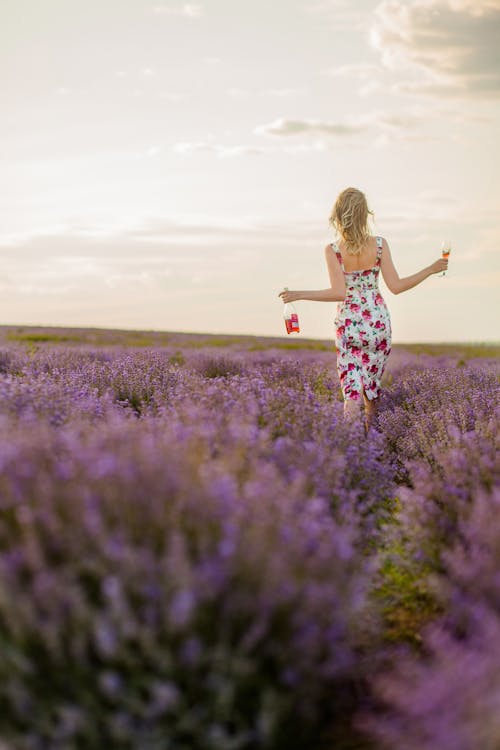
<box><xmin>332</xmin><ymin>236</ymin><xmax>391</xmax><ymax>401</ymax></box>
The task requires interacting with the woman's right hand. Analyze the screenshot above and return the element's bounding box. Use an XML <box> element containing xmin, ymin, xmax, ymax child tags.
<box><xmin>278</xmin><ymin>289</ymin><xmax>301</xmax><ymax>303</ymax></box>
<box><xmin>430</xmin><ymin>257</ymin><xmax>449</xmax><ymax>275</ymax></box>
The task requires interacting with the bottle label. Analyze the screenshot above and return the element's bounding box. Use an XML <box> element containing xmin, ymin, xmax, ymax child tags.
<box><xmin>284</xmin><ymin>305</ymin><xmax>300</xmax><ymax>333</ymax></box>
<box><xmin>285</xmin><ymin>313</ymin><xmax>300</xmax><ymax>334</ymax></box>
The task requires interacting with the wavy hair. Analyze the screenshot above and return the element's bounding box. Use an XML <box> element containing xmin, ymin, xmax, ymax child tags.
<box><xmin>328</xmin><ymin>187</ymin><xmax>374</xmax><ymax>255</ymax></box>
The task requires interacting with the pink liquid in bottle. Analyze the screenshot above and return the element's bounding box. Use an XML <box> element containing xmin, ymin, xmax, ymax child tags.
<box><xmin>283</xmin><ymin>290</ymin><xmax>300</xmax><ymax>334</ymax></box>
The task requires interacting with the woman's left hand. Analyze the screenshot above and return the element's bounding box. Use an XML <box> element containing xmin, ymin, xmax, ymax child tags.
<box><xmin>278</xmin><ymin>289</ymin><xmax>300</xmax><ymax>303</ymax></box>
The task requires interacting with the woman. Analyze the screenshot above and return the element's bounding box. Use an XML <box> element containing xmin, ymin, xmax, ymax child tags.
<box><xmin>278</xmin><ymin>187</ymin><xmax>448</xmax><ymax>432</ymax></box>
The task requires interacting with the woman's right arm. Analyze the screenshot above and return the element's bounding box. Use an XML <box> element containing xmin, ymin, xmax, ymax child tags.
<box><xmin>380</xmin><ymin>238</ymin><xmax>448</xmax><ymax>295</ymax></box>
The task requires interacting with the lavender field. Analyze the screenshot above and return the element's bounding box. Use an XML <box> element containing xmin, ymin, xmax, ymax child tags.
<box><xmin>0</xmin><ymin>325</ymin><xmax>498</xmax><ymax>750</ymax></box>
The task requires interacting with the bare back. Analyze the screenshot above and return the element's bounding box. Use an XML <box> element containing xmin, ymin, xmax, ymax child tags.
<box><xmin>336</xmin><ymin>235</ymin><xmax>379</xmax><ymax>273</ymax></box>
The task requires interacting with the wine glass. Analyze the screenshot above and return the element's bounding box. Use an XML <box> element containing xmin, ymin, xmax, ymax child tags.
<box><xmin>440</xmin><ymin>240</ymin><xmax>451</xmax><ymax>277</ymax></box>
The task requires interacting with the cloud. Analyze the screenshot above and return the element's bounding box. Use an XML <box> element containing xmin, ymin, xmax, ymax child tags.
<box><xmin>156</xmin><ymin>90</ymin><xmax>192</xmax><ymax>101</ymax></box>
<box><xmin>254</xmin><ymin>111</ymin><xmax>427</xmax><ymax>142</ymax></box>
<box><xmin>0</xmin><ymin>255</ymin><xmax>173</xmax><ymax>297</ymax></box>
<box><xmin>0</xmin><ymin>237</ymin><xmax>194</xmax><ymax>298</ymax></box>
<box><xmin>227</xmin><ymin>87</ymin><xmax>304</xmax><ymax>99</ymax></box>
<box><xmin>171</xmin><ymin>109</ymin><xmax>441</xmax><ymax>158</ymax></box>
<box><xmin>170</xmin><ymin>135</ymin><xmax>326</xmax><ymax>156</ymax></box>
<box><xmin>226</xmin><ymin>88</ymin><xmax>252</xmax><ymax>100</ymax></box>
<box><xmin>172</xmin><ymin>140</ymin><xmax>267</xmax><ymax>157</ymax></box>
<box><xmin>321</xmin><ymin>61</ymin><xmax>395</xmax><ymax>97</ymax></box>
<box><xmin>255</xmin><ymin>117</ymin><xmax>367</xmax><ymax>138</ymax></box>
<box><xmin>324</xmin><ymin>63</ymin><xmax>382</xmax><ymax>80</ymax></box>
<box><xmin>262</xmin><ymin>87</ymin><xmax>304</xmax><ymax>98</ymax></box>
<box><xmin>371</xmin><ymin>0</ymin><xmax>500</xmax><ymax>98</ymax></box>
<box><xmin>1</xmin><ymin>214</ymin><xmax>497</xmax><ymax>315</ymax></box>
<box><xmin>301</xmin><ymin>0</ymin><xmax>370</xmax><ymax>30</ymax></box>
<box><xmin>0</xmin><ymin>216</ymin><xmax>338</xmax><ymax>262</ymax></box>
<box><xmin>152</xmin><ymin>3</ymin><xmax>203</xmax><ymax>18</ymax></box>
<box><xmin>0</xmin><ymin>216</ymin><xmax>304</xmax><ymax>301</ymax></box>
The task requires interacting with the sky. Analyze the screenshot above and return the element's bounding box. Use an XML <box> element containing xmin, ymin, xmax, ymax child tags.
<box><xmin>1</xmin><ymin>0</ymin><xmax>499</xmax><ymax>342</ymax></box>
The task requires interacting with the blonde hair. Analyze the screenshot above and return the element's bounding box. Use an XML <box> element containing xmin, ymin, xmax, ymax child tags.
<box><xmin>328</xmin><ymin>187</ymin><xmax>374</xmax><ymax>255</ymax></box>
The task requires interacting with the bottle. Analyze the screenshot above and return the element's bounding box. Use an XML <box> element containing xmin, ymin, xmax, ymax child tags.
<box><xmin>440</xmin><ymin>239</ymin><xmax>451</xmax><ymax>277</ymax></box>
<box><xmin>282</xmin><ymin>288</ymin><xmax>300</xmax><ymax>334</ymax></box>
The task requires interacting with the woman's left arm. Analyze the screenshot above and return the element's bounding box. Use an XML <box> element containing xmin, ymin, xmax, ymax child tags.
<box><xmin>278</xmin><ymin>245</ymin><xmax>346</xmax><ymax>303</ymax></box>
<box><xmin>292</xmin><ymin>288</ymin><xmax>343</xmax><ymax>302</ymax></box>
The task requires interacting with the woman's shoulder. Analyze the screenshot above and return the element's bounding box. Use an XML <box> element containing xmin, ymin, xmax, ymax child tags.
<box><xmin>368</xmin><ymin>234</ymin><xmax>389</xmax><ymax>249</ymax></box>
<box><xmin>324</xmin><ymin>243</ymin><xmax>341</xmax><ymax>267</ymax></box>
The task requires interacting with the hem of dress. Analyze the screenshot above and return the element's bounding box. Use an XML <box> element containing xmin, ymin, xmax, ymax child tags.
<box><xmin>343</xmin><ymin>385</ymin><xmax>381</xmax><ymax>402</ymax></box>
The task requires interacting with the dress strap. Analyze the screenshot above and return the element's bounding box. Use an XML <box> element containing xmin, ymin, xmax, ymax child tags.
<box><xmin>375</xmin><ymin>236</ymin><xmax>383</xmax><ymax>266</ymax></box>
<box><xmin>331</xmin><ymin>242</ymin><xmax>344</xmax><ymax>271</ymax></box>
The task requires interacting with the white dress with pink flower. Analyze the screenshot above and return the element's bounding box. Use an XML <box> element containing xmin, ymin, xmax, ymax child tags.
<box><xmin>332</xmin><ymin>236</ymin><xmax>391</xmax><ymax>402</ymax></box>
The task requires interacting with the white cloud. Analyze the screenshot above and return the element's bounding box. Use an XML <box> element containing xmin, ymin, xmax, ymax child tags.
<box><xmin>156</xmin><ymin>90</ymin><xmax>191</xmax><ymax>101</ymax></box>
<box><xmin>105</xmin><ymin>270</ymin><xmax>166</xmax><ymax>289</ymax></box>
<box><xmin>172</xmin><ymin>140</ymin><xmax>267</xmax><ymax>157</ymax></box>
<box><xmin>254</xmin><ymin>111</ymin><xmax>426</xmax><ymax>140</ymax></box>
<box><xmin>172</xmin><ymin>134</ymin><xmax>349</xmax><ymax>155</ymax></box>
<box><xmin>0</xmin><ymin>217</ymin><xmax>343</xmax><ymax>262</ymax></box>
<box><xmin>447</xmin><ymin>0</ymin><xmax>500</xmax><ymax>13</ymax></box>
<box><xmin>255</xmin><ymin>117</ymin><xmax>367</xmax><ymax>138</ymax></box>
<box><xmin>322</xmin><ymin>61</ymin><xmax>395</xmax><ymax>97</ymax></box>
<box><xmin>324</xmin><ymin>63</ymin><xmax>382</xmax><ymax>79</ymax></box>
<box><xmin>153</xmin><ymin>3</ymin><xmax>203</xmax><ymax>18</ymax></box>
<box><xmin>0</xmin><ymin>225</ymin><xmax>73</xmax><ymax>247</ymax></box>
<box><xmin>226</xmin><ymin>87</ymin><xmax>251</xmax><ymax>99</ymax></box>
<box><xmin>0</xmin><ymin>249</ymin><xmax>177</xmax><ymax>297</ymax></box>
<box><xmin>371</xmin><ymin>0</ymin><xmax>500</xmax><ymax>98</ymax></box>
<box><xmin>171</xmin><ymin>109</ymin><xmax>443</xmax><ymax>158</ymax></box>
<box><xmin>216</xmin><ymin>145</ymin><xmax>266</xmax><ymax>158</ymax></box>
<box><xmin>0</xmin><ymin>217</ymin><xmax>279</xmax><ymax>299</ymax></box>
<box><xmin>261</xmin><ymin>87</ymin><xmax>304</xmax><ymax>98</ymax></box>
<box><xmin>301</xmin><ymin>0</ymin><xmax>370</xmax><ymax>30</ymax></box>
<box><xmin>227</xmin><ymin>87</ymin><xmax>304</xmax><ymax>100</ymax></box>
